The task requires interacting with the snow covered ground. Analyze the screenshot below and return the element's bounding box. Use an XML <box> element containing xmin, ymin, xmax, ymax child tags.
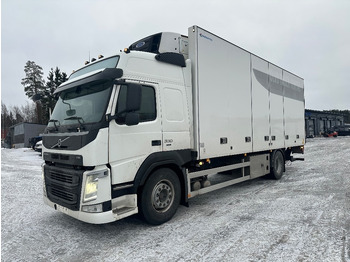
<box><xmin>1</xmin><ymin>137</ymin><xmax>350</xmax><ymax>262</ymax></box>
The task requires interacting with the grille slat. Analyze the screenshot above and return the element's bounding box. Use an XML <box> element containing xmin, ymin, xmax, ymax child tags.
<box><xmin>50</xmin><ymin>171</ymin><xmax>74</xmax><ymax>184</ymax></box>
<box><xmin>51</xmin><ymin>187</ymin><xmax>75</xmax><ymax>202</ymax></box>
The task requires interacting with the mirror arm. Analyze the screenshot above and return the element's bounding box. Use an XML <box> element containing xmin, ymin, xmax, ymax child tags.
<box><xmin>106</xmin><ymin>113</ymin><xmax>118</xmax><ymax>122</ymax></box>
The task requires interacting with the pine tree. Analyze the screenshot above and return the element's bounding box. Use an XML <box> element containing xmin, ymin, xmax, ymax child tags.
<box><xmin>21</xmin><ymin>61</ymin><xmax>45</xmax><ymax>101</ymax></box>
<box><xmin>21</xmin><ymin>61</ymin><xmax>45</xmax><ymax>124</ymax></box>
<box><xmin>43</xmin><ymin>67</ymin><xmax>68</xmax><ymax>123</ymax></box>
<box><xmin>21</xmin><ymin>61</ymin><xmax>68</xmax><ymax>124</ymax></box>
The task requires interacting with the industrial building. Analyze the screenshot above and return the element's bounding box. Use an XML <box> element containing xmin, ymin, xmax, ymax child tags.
<box><xmin>305</xmin><ymin>109</ymin><xmax>344</xmax><ymax>137</ymax></box>
<box><xmin>8</xmin><ymin>122</ymin><xmax>46</xmax><ymax>148</ymax></box>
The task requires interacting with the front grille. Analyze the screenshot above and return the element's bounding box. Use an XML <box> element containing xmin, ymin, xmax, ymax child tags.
<box><xmin>44</xmin><ymin>165</ymin><xmax>83</xmax><ymax>211</ymax></box>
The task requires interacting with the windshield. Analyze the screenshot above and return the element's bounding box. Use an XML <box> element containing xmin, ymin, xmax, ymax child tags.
<box><xmin>48</xmin><ymin>81</ymin><xmax>112</xmax><ymax>129</ymax></box>
<box><xmin>69</xmin><ymin>56</ymin><xmax>119</xmax><ymax>80</ymax></box>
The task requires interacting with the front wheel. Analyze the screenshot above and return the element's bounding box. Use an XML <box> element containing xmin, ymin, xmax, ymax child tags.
<box><xmin>140</xmin><ymin>168</ymin><xmax>181</xmax><ymax>225</ymax></box>
<box><xmin>269</xmin><ymin>150</ymin><xmax>285</xmax><ymax>180</ymax></box>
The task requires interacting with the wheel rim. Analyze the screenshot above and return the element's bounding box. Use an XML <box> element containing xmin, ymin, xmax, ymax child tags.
<box><xmin>152</xmin><ymin>179</ymin><xmax>174</xmax><ymax>213</ymax></box>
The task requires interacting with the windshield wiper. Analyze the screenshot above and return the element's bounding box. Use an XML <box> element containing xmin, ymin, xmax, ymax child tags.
<box><xmin>48</xmin><ymin>119</ymin><xmax>60</xmax><ymax>131</ymax></box>
<box><xmin>64</xmin><ymin>116</ymin><xmax>85</xmax><ymax>131</ymax></box>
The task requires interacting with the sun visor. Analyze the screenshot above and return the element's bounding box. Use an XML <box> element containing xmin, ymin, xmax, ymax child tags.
<box><xmin>54</xmin><ymin>68</ymin><xmax>123</xmax><ymax>94</ymax></box>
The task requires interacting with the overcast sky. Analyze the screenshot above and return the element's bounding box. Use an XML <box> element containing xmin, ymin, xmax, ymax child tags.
<box><xmin>2</xmin><ymin>0</ymin><xmax>350</xmax><ymax>110</ymax></box>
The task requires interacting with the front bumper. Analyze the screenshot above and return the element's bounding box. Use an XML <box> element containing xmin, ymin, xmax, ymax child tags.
<box><xmin>43</xmin><ymin>164</ymin><xmax>138</xmax><ymax>224</ymax></box>
<box><xmin>43</xmin><ymin>195</ymin><xmax>138</xmax><ymax>224</ymax></box>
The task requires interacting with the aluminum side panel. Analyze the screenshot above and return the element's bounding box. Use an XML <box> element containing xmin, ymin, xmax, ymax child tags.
<box><xmin>251</xmin><ymin>55</ymin><xmax>270</xmax><ymax>152</ymax></box>
<box><xmin>190</xmin><ymin>26</ymin><xmax>252</xmax><ymax>159</ymax></box>
<box><xmin>283</xmin><ymin>71</ymin><xmax>305</xmax><ymax>147</ymax></box>
<box><xmin>269</xmin><ymin>64</ymin><xmax>285</xmax><ymax>149</ymax></box>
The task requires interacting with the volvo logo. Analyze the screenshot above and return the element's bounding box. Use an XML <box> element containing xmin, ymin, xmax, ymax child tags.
<box><xmin>51</xmin><ymin>137</ymin><xmax>70</xmax><ymax>149</ymax></box>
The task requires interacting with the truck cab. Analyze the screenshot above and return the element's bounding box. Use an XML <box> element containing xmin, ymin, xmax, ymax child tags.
<box><xmin>43</xmin><ymin>37</ymin><xmax>193</xmax><ymax>224</ymax></box>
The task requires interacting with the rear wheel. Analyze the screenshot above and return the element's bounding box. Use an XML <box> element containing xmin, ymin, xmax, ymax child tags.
<box><xmin>140</xmin><ymin>168</ymin><xmax>181</xmax><ymax>225</ymax></box>
<box><xmin>269</xmin><ymin>150</ymin><xmax>285</xmax><ymax>180</ymax></box>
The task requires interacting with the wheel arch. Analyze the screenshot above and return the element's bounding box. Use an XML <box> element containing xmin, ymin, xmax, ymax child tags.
<box><xmin>133</xmin><ymin>150</ymin><xmax>192</xmax><ymax>205</ymax></box>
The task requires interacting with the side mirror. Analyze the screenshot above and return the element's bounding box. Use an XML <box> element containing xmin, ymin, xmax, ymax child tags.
<box><xmin>126</xmin><ymin>83</ymin><xmax>142</xmax><ymax>112</ymax></box>
<box><xmin>110</xmin><ymin>82</ymin><xmax>142</xmax><ymax>124</ymax></box>
<box><xmin>125</xmin><ymin>112</ymin><xmax>140</xmax><ymax>126</ymax></box>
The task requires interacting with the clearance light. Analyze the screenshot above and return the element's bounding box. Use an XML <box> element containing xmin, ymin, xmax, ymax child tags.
<box><xmin>124</xmin><ymin>48</ymin><xmax>130</xmax><ymax>54</ymax></box>
<box><xmin>91</xmin><ymin>58</ymin><xmax>96</xmax><ymax>62</ymax></box>
<box><xmin>84</xmin><ymin>61</ymin><xmax>90</xmax><ymax>65</ymax></box>
<box><xmin>82</xmin><ymin>204</ymin><xmax>103</xmax><ymax>213</ymax></box>
<box><xmin>98</xmin><ymin>55</ymin><xmax>104</xmax><ymax>59</ymax></box>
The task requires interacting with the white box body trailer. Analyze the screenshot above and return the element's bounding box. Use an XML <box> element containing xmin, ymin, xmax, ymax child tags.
<box><xmin>189</xmin><ymin>26</ymin><xmax>304</xmax><ymax>159</ymax></box>
<box><xmin>42</xmin><ymin>26</ymin><xmax>304</xmax><ymax>225</ymax></box>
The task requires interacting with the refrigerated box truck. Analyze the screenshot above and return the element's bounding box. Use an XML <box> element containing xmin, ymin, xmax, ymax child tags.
<box><xmin>42</xmin><ymin>26</ymin><xmax>305</xmax><ymax>225</ymax></box>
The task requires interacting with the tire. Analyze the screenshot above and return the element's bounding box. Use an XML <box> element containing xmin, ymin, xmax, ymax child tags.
<box><xmin>269</xmin><ymin>150</ymin><xmax>285</xmax><ymax>180</ymax></box>
<box><xmin>140</xmin><ymin>168</ymin><xmax>181</xmax><ymax>225</ymax></box>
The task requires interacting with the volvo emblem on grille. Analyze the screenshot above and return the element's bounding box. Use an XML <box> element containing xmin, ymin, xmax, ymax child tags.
<box><xmin>51</xmin><ymin>137</ymin><xmax>70</xmax><ymax>149</ymax></box>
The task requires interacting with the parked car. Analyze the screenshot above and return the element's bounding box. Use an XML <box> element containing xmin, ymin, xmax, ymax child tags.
<box><xmin>334</xmin><ymin>125</ymin><xmax>350</xmax><ymax>136</ymax></box>
<box><xmin>322</xmin><ymin>129</ymin><xmax>338</xmax><ymax>137</ymax></box>
<box><xmin>29</xmin><ymin>136</ymin><xmax>42</xmax><ymax>149</ymax></box>
<box><xmin>34</xmin><ymin>140</ymin><xmax>43</xmax><ymax>152</ymax></box>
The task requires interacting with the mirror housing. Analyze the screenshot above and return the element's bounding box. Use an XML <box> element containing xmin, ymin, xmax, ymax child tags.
<box><xmin>108</xmin><ymin>82</ymin><xmax>142</xmax><ymax>125</ymax></box>
<box><xmin>125</xmin><ymin>83</ymin><xmax>142</xmax><ymax>112</ymax></box>
<box><xmin>125</xmin><ymin>112</ymin><xmax>140</xmax><ymax>126</ymax></box>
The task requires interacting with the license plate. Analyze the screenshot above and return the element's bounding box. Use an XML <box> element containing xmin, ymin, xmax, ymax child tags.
<box><xmin>56</xmin><ymin>205</ymin><xmax>69</xmax><ymax>214</ymax></box>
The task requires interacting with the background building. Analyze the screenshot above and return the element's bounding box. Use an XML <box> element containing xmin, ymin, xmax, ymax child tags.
<box><xmin>305</xmin><ymin>109</ymin><xmax>344</xmax><ymax>137</ymax></box>
<box><xmin>9</xmin><ymin>122</ymin><xmax>46</xmax><ymax>148</ymax></box>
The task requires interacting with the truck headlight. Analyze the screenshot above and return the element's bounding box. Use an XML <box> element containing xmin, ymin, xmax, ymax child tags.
<box><xmin>83</xmin><ymin>171</ymin><xmax>108</xmax><ymax>203</ymax></box>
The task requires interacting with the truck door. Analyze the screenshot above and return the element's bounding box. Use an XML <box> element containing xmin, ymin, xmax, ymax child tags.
<box><xmin>108</xmin><ymin>83</ymin><xmax>162</xmax><ymax>185</ymax></box>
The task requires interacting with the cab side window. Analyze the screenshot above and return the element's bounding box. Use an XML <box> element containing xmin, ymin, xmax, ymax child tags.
<box><xmin>115</xmin><ymin>85</ymin><xmax>156</xmax><ymax>125</ymax></box>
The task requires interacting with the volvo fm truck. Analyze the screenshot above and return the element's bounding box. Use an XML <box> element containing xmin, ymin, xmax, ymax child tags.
<box><xmin>42</xmin><ymin>26</ymin><xmax>305</xmax><ymax>225</ymax></box>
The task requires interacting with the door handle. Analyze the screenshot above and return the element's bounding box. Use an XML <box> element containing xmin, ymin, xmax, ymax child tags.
<box><xmin>152</xmin><ymin>140</ymin><xmax>161</xmax><ymax>146</ymax></box>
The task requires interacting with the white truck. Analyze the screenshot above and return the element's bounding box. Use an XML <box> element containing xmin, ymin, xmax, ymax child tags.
<box><xmin>42</xmin><ymin>26</ymin><xmax>305</xmax><ymax>225</ymax></box>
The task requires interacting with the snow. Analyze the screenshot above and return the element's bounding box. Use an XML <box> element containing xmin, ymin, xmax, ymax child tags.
<box><xmin>1</xmin><ymin>137</ymin><xmax>350</xmax><ymax>261</ymax></box>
